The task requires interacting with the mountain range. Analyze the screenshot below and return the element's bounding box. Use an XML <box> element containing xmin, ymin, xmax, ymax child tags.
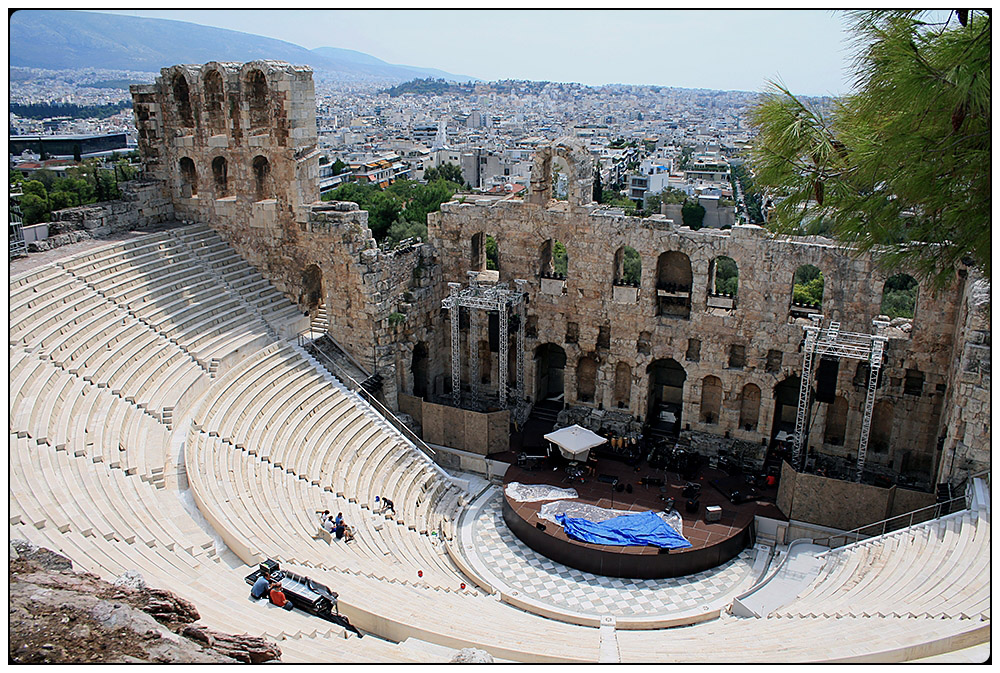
<box><xmin>9</xmin><ymin>10</ymin><xmax>477</xmax><ymax>84</ymax></box>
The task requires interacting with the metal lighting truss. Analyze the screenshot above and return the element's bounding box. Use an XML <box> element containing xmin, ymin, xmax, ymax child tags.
<box><xmin>443</xmin><ymin>275</ymin><xmax>527</xmax><ymax>411</ymax></box>
<box><xmin>793</xmin><ymin>315</ymin><xmax>889</xmax><ymax>482</ymax></box>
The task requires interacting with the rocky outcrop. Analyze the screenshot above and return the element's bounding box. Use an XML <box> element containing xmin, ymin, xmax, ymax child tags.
<box><xmin>9</xmin><ymin>540</ymin><xmax>281</xmax><ymax>664</ymax></box>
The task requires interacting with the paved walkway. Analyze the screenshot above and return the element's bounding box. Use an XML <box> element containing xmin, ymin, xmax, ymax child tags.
<box><xmin>459</xmin><ymin>488</ymin><xmax>765</xmax><ymax>620</ymax></box>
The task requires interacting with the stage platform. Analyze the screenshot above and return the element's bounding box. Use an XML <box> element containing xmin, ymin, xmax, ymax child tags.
<box><xmin>501</xmin><ymin>456</ymin><xmax>786</xmax><ymax>579</ymax></box>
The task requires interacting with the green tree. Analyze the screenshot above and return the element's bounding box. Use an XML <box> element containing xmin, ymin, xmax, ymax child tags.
<box><xmin>552</xmin><ymin>241</ymin><xmax>568</xmax><ymax>276</ymax></box>
<box><xmin>681</xmin><ymin>200</ymin><xmax>706</xmax><ymax>229</ymax></box>
<box><xmin>424</xmin><ymin>162</ymin><xmax>463</xmax><ymax>184</ymax></box>
<box><xmin>750</xmin><ymin>10</ymin><xmax>990</xmax><ymax>288</ymax></box>
<box><xmin>485</xmin><ymin>235</ymin><xmax>499</xmax><ymax>270</ymax></box>
<box><xmin>792</xmin><ymin>265</ymin><xmax>824</xmax><ymax>306</ymax></box>
<box><xmin>20</xmin><ymin>193</ymin><xmax>50</xmax><ymax>224</ymax></box>
<box><xmin>384</xmin><ymin>215</ymin><xmax>428</xmax><ymax>248</ymax></box>
<box><xmin>331</xmin><ymin>159</ymin><xmax>347</xmax><ymax>175</ymax></box>
<box><xmin>622</xmin><ymin>246</ymin><xmax>641</xmax><ymax>285</ymax></box>
<box><xmin>592</xmin><ymin>164</ymin><xmax>602</xmax><ymax>203</ymax></box>
<box><xmin>714</xmin><ymin>257</ymin><xmax>739</xmax><ymax>296</ymax></box>
<box><xmin>677</xmin><ymin>146</ymin><xmax>693</xmax><ymax>171</ymax></box>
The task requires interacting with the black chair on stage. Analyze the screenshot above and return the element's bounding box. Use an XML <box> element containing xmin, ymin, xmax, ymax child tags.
<box><xmin>685</xmin><ymin>498</ymin><xmax>700</xmax><ymax>513</ymax></box>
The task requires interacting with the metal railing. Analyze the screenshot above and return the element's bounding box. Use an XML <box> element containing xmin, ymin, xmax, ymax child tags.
<box><xmin>297</xmin><ymin>329</ymin><xmax>438</xmax><ymax>464</ymax></box>
<box><xmin>812</xmin><ymin>493</ymin><xmax>971</xmax><ymax>549</ymax></box>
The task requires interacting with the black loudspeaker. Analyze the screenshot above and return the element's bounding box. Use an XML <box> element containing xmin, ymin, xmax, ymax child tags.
<box><xmin>615</xmin><ymin>484</ymin><xmax>625</xmax><ymax>493</ymax></box>
<box><xmin>658</xmin><ymin>547</ymin><xmax>670</xmax><ymax>555</ymax></box>
<box><xmin>535</xmin><ymin>522</ymin><xmax>546</xmax><ymax>531</ymax></box>
<box><xmin>625</xmin><ymin>484</ymin><xmax>633</xmax><ymax>494</ymax></box>
<box><xmin>685</xmin><ymin>499</ymin><xmax>700</xmax><ymax>513</ymax></box>
<box><xmin>816</xmin><ymin>357</ymin><xmax>839</xmax><ymax>403</ymax></box>
<box><xmin>488</xmin><ymin>311</ymin><xmax>500</xmax><ymax>352</ymax></box>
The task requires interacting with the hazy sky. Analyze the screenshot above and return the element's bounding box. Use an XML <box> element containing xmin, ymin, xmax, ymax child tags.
<box><xmin>98</xmin><ymin>9</ymin><xmax>856</xmax><ymax>96</ymax></box>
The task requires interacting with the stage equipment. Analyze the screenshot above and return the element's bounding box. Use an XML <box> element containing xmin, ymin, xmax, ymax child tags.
<box><xmin>793</xmin><ymin>316</ymin><xmax>889</xmax><ymax>481</ymax></box>
<box><xmin>244</xmin><ymin>560</ymin><xmax>362</xmax><ymax>636</ymax></box>
<box><xmin>443</xmin><ymin>276</ymin><xmax>528</xmax><ymax>420</ymax></box>
<box><xmin>705</xmin><ymin>505</ymin><xmax>722</xmax><ymax>523</ymax></box>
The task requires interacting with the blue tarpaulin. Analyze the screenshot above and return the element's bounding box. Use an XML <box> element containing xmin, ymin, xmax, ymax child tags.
<box><xmin>555</xmin><ymin>510</ymin><xmax>692</xmax><ymax>549</ymax></box>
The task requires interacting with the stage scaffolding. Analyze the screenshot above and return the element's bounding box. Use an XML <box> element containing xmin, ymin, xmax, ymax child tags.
<box><xmin>793</xmin><ymin>315</ymin><xmax>889</xmax><ymax>482</ymax></box>
<box><xmin>442</xmin><ymin>273</ymin><xmax>528</xmax><ymax>421</ymax></box>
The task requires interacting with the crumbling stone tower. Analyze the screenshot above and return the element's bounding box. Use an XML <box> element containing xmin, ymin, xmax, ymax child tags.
<box><xmin>131</xmin><ymin>62</ymin><xmax>439</xmax><ymax>409</ymax></box>
<box><xmin>132</xmin><ymin>60</ymin><xmax>320</xmax><ymax>263</ymax></box>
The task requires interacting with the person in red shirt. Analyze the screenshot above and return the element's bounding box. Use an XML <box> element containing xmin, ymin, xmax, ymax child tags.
<box><xmin>269</xmin><ymin>582</ymin><xmax>294</xmax><ymax>611</ymax></box>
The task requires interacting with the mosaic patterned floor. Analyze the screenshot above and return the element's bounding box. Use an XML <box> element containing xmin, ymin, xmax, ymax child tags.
<box><xmin>463</xmin><ymin>489</ymin><xmax>762</xmax><ymax>619</ymax></box>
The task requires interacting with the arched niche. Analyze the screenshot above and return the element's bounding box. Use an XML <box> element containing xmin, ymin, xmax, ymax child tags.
<box><xmin>576</xmin><ymin>356</ymin><xmax>598</xmax><ymax>404</ymax></box>
<box><xmin>613</xmin><ymin>361</ymin><xmax>631</xmax><ymax>409</ymax></box>
<box><xmin>203</xmin><ymin>69</ymin><xmax>226</xmax><ymax>136</ymax></box>
<box><xmin>245</xmin><ymin>69</ymin><xmax>270</xmax><ymax>132</ymax></box>
<box><xmin>739</xmin><ymin>383</ymin><xmax>761</xmax><ymax>431</ymax></box>
<box><xmin>252</xmin><ymin>155</ymin><xmax>273</xmax><ymax>201</ymax></box>
<box><xmin>171</xmin><ymin>72</ymin><xmax>194</xmax><ymax>127</ymax></box>
<box><xmin>178</xmin><ymin>157</ymin><xmax>198</xmax><ymax>197</ymax></box>
<box><xmin>212</xmin><ymin>156</ymin><xmax>229</xmax><ymax>197</ymax></box>
<box><xmin>700</xmin><ymin>375</ymin><xmax>722</xmax><ymax>424</ymax></box>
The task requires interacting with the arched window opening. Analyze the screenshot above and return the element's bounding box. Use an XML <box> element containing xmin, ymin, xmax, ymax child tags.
<box><xmin>655</xmin><ymin>251</ymin><xmax>693</xmax><ymax>318</ymax></box>
<box><xmin>881</xmin><ymin>274</ymin><xmax>918</xmax><ymax>333</ymax></box>
<box><xmin>471</xmin><ymin>232</ymin><xmax>484</xmax><ymax>271</ymax></box>
<box><xmin>178</xmin><ymin>157</ymin><xmax>198</xmax><ymax>197</ymax></box>
<box><xmin>300</xmin><ymin>264</ymin><xmax>323</xmax><ymax>313</ymax></box>
<box><xmin>576</xmin><ymin>356</ymin><xmax>598</xmax><ymax>404</ymax></box>
<box><xmin>550</xmin><ymin>155</ymin><xmax>570</xmax><ymax>201</ymax></box>
<box><xmin>708</xmin><ymin>255</ymin><xmax>738</xmax><ymax>308</ymax></box>
<box><xmin>824</xmin><ymin>395</ymin><xmax>848</xmax><ymax>446</ymax></box>
<box><xmin>700</xmin><ymin>375</ymin><xmax>722</xmax><ymax>424</ymax></box>
<box><xmin>539</xmin><ymin>239</ymin><xmax>568</xmax><ymax>279</ymax></box>
<box><xmin>171</xmin><ymin>73</ymin><xmax>193</xmax><ymax>127</ymax></box>
<box><xmin>203</xmin><ymin>70</ymin><xmax>226</xmax><ymax>135</ymax></box>
<box><xmin>246</xmin><ymin>69</ymin><xmax>269</xmax><ymax>131</ymax></box>
<box><xmin>252</xmin><ymin>155</ymin><xmax>272</xmax><ymax>201</ymax></box>
<box><xmin>411</xmin><ymin>342</ymin><xmax>429</xmax><ymax>399</ymax></box>
<box><xmin>791</xmin><ymin>264</ymin><xmax>824</xmax><ymax>317</ymax></box>
<box><xmin>739</xmin><ymin>383</ymin><xmax>761</xmax><ymax>431</ymax></box>
<box><xmin>613</xmin><ymin>245</ymin><xmax>641</xmax><ymax>287</ymax></box>
<box><xmin>613</xmin><ymin>362</ymin><xmax>631</xmax><ymax>409</ymax></box>
<box><xmin>647</xmin><ymin>358</ymin><xmax>686</xmax><ymax>431</ymax></box>
<box><xmin>535</xmin><ymin>343</ymin><xmax>567</xmax><ymax>404</ymax></box>
<box><xmin>485</xmin><ymin>235</ymin><xmax>499</xmax><ymax>271</ymax></box>
<box><xmin>212</xmin><ymin>156</ymin><xmax>229</xmax><ymax>197</ymax></box>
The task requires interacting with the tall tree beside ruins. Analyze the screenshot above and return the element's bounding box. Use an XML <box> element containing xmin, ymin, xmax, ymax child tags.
<box><xmin>750</xmin><ymin>10</ymin><xmax>990</xmax><ymax>288</ymax></box>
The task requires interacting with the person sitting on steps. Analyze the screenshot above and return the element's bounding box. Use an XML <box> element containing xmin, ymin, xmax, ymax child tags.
<box><xmin>249</xmin><ymin>571</ymin><xmax>272</xmax><ymax>600</ymax></box>
<box><xmin>269</xmin><ymin>582</ymin><xmax>294</xmax><ymax>611</ymax></box>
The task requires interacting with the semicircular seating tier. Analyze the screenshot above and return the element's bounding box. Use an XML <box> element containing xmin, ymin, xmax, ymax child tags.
<box><xmin>7</xmin><ymin>224</ymin><xmax>990</xmax><ymax>663</ymax></box>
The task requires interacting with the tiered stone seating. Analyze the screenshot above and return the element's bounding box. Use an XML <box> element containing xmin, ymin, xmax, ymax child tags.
<box><xmin>172</xmin><ymin>224</ymin><xmax>306</xmax><ymax>337</ymax></box>
<box><xmin>774</xmin><ymin>509</ymin><xmax>990</xmax><ymax>621</ymax></box>
<box><xmin>58</xmin><ymin>232</ymin><xmax>273</xmax><ymax>372</ymax></box>
<box><xmin>9</xmin><ymin>226</ymin><xmax>989</xmax><ymax>662</ymax></box>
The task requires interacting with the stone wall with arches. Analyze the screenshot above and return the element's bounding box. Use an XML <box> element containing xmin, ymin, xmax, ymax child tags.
<box><xmin>427</xmin><ymin>139</ymin><xmax>979</xmax><ymax>486</ymax></box>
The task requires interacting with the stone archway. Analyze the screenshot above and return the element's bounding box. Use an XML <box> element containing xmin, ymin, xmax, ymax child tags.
<box><xmin>528</xmin><ymin>137</ymin><xmax>595</xmax><ymax>207</ymax></box>
<box><xmin>534</xmin><ymin>343</ymin><xmax>567</xmax><ymax>403</ymax></box>
<box><xmin>646</xmin><ymin>358</ymin><xmax>686</xmax><ymax>429</ymax></box>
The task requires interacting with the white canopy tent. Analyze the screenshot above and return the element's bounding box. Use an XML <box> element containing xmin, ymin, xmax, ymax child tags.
<box><xmin>543</xmin><ymin>424</ymin><xmax>607</xmax><ymax>461</ymax></box>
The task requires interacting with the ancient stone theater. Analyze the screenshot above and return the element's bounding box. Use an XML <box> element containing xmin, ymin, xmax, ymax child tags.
<box><xmin>9</xmin><ymin>61</ymin><xmax>990</xmax><ymax>662</ymax></box>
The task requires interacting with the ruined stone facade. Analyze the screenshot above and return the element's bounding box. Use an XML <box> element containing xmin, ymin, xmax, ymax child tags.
<box><xmin>131</xmin><ymin>62</ymin><xmax>989</xmax><ymax>488</ymax></box>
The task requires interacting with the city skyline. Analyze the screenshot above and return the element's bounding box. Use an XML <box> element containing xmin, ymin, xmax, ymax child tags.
<box><xmin>95</xmin><ymin>9</ymin><xmax>855</xmax><ymax>97</ymax></box>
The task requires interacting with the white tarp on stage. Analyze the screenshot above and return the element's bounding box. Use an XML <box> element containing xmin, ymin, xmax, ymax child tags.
<box><xmin>543</xmin><ymin>424</ymin><xmax>607</xmax><ymax>461</ymax></box>
<box><xmin>505</xmin><ymin>482</ymin><xmax>579</xmax><ymax>503</ymax></box>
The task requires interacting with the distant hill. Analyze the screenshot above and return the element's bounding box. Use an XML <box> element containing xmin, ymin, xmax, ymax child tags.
<box><xmin>10</xmin><ymin>10</ymin><xmax>476</xmax><ymax>83</ymax></box>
